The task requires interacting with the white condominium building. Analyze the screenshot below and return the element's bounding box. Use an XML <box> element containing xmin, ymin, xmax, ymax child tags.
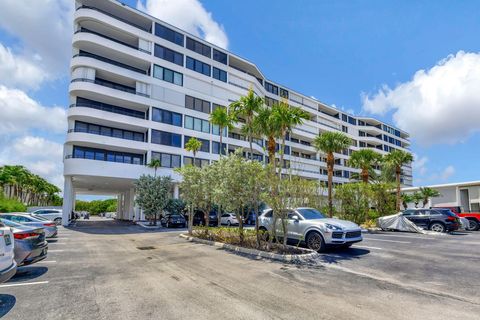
<box><xmin>62</xmin><ymin>0</ymin><xmax>412</xmax><ymax>225</ymax></box>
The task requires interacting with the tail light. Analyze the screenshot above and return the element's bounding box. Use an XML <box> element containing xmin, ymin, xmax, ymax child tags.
<box><xmin>43</xmin><ymin>223</ymin><xmax>56</xmax><ymax>227</ymax></box>
<box><xmin>14</xmin><ymin>232</ymin><xmax>38</xmax><ymax>239</ymax></box>
<box><xmin>447</xmin><ymin>216</ymin><xmax>456</xmax><ymax>221</ymax></box>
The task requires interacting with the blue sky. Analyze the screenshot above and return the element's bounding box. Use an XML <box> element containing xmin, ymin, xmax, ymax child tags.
<box><xmin>1</xmin><ymin>0</ymin><xmax>479</xmax><ymax>193</ymax></box>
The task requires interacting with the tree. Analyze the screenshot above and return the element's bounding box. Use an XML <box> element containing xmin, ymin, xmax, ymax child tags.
<box><xmin>384</xmin><ymin>150</ymin><xmax>414</xmax><ymax>211</ymax></box>
<box><xmin>335</xmin><ymin>183</ymin><xmax>372</xmax><ymax>225</ymax></box>
<box><xmin>349</xmin><ymin>149</ymin><xmax>382</xmax><ymax>183</ymax></box>
<box><xmin>147</xmin><ymin>159</ymin><xmax>161</xmax><ymax>177</ymax></box>
<box><xmin>251</xmin><ymin>105</ymin><xmax>282</xmax><ymax>171</ymax></box>
<box><xmin>134</xmin><ymin>175</ymin><xmax>172</xmax><ymax>226</ymax></box>
<box><xmin>272</xmin><ymin>101</ymin><xmax>310</xmax><ymax>176</ymax></box>
<box><xmin>312</xmin><ymin>131</ymin><xmax>351</xmax><ymax>217</ymax></box>
<box><xmin>229</xmin><ymin>88</ymin><xmax>263</xmax><ymax>160</ymax></box>
<box><xmin>370</xmin><ymin>183</ymin><xmax>396</xmax><ymax>217</ymax></box>
<box><xmin>419</xmin><ymin>187</ymin><xmax>441</xmax><ymax>208</ymax></box>
<box><xmin>412</xmin><ymin>192</ymin><xmax>423</xmax><ymax>208</ymax></box>
<box><xmin>165</xmin><ymin>198</ymin><xmax>186</xmax><ymax>215</ymax></box>
<box><xmin>209</xmin><ymin>106</ymin><xmax>234</xmax><ymax>157</ymax></box>
<box><xmin>401</xmin><ymin>193</ymin><xmax>414</xmax><ymax>210</ymax></box>
<box><xmin>176</xmin><ymin>165</ymin><xmax>204</xmax><ymax>234</ymax></box>
<box><xmin>185</xmin><ymin>137</ymin><xmax>202</xmax><ymax>165</ymax></box>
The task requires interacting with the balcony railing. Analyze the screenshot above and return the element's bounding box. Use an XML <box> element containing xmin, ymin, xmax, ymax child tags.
<box><xmin>74</xmin><ymin>52</ymin><xmax>148</xmax><ymax>74</ymax></box>
<box><xmin>70</xmin><ymin>78</ymin><xmax>150</xmax><ymax>98</ymax></box>
<box><xmin>76</xmin><ymin>5</ymin><xmax>151</xmax><ymax>32</ymax></box>
<box><xmin>75</xmin><ymin>28</ymin><xmax>150</xmax><ymax>54</ymax></box>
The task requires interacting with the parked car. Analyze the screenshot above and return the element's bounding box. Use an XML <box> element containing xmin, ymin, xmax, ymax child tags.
<box><xmin>220</xmin><ymin>213</ymin><xmax>239</xmax><ymax>226</ymax></box>
<box><xmin>1</xmin><ymin>219</ymin><xmax>48</xmax><ymax>266</ymax></box>
<box><xmin>0</xmin><ymin>220</ymin><xmax>16</xmax><ymax>283</ymax></box>
<box><xmin>31</xmin><ymin>209</ymin><xmax>63</xmax><ymax>225</ymax></box>
<box><xmin>161</xmin><ymin>214</ymin><xmax>186</xmax><ymax>228</ymax></box>
<box><xmin>258</xmin><ymin>207</ymin><xmax>362</xmax><ymax>252</ymax></box>
<box><xmin>0</xmin><ymin>213</ymin><xmax>58</xmax><ymax>238</ymax></box>
<box><xmin>185</xmin><ymin>211</ymin><xmax>218</xmax><ymax>226</ymax></box>
<box><xmin>433</xmin><ymin>206</ymin><xmax>480</xmax><ymax>231</ymax></box>
<box><xmin>402</xmin><ymin>209</ymin><xmax>459</xmax><ymax>233</ymax></box>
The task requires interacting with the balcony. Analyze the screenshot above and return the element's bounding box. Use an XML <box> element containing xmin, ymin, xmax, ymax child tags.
<box><xmin>76</xmin><ymin>5</ymin><xmax>151</xmax><ymax>33</ymax></box>
<box><xmin>74</xmin><ymin>51</ymin><xmax>148</xmax><ymax>75</ymax></box>
<box><xmin>70</xmin><ymin>78</ymin><xmax>149</xmax><ymax>98</ymax></box>
<box><xmin>74</xmin><ymin>28</ymin><xmax>150</xmax><ymax>54</ymax></box>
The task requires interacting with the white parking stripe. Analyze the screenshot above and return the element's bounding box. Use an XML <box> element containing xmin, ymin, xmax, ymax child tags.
<box><xmin>356</xmin><ymin>245</ymin><xmax>383</xmax><ymax>250</ymax></box>
<box><xmin>48</xmin><ymin>250</ymin><xmax>64</xmax><ymax>252</ymax></box>
<box><xmin>0</xmin><ymin>281</ymin><xmax>49</xmax><ymax>288</ymax></box>
<box><xmin>370</xmin><ymin>234</ymin><xmax>435</xmax><ymax>240</ymax></box>
<box><xmin>48</xmin><ymin>242</ymin><xmax>66</xmax><ymax>245</ymax></box>
<box><xmin>37</xmin><ymin>260</ymin><xmax>56</xmax><ymax>264</ymax></box>
<box><xmin>363</xmin><ymin>238</ymin><xmax>410</xmax><ymax>244</ymax></box>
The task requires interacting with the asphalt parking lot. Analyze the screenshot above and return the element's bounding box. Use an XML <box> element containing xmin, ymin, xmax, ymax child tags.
<box><xmin>1</xmin><ymin>218</ymin><xmax>479</xmax><ymax>319</ymax></box>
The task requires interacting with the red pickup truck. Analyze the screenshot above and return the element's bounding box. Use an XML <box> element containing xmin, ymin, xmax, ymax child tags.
<box><xmin>433</xmin><ymin>206</ymin><xmax>480</xmax><ymax>231</ymax></box>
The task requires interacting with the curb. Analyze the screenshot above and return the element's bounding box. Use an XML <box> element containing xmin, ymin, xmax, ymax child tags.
<box><xmin>179</xmin><ymin>234</ymin><xmax>320</xmax><ymax>263</ymax></box>
<box><xmin>136</xmin><ymin>221</ymin><xmax>164</xmax><ymax>229</ymax></box>
<box><xmin>361</xmin><ymin>228</ymin><xmax>382</xmax><ymax>234</ymax></box>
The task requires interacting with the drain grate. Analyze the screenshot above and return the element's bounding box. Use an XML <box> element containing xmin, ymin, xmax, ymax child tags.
<box><xmin>137</xmin><ymin>246</ymin><xmax>156</xmax><ymax>250</ymax></box>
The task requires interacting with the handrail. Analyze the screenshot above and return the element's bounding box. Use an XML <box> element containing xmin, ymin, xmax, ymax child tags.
<box><xmin>76</xmin><ymin>5</ymin><xmax>151</xmax><ymax>32</ymax></box>
<box><xmin>73</xmin><ymin>52</ymin><xmax>147</xmax><ymax>74</ymax></box>
<box><xmin>70</xmin><ymin>78</ymin><xmax>150</xmax><ymax>98</ymax></box>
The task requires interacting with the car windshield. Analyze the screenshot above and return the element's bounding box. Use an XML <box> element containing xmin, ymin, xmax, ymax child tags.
<box><xmin>297</xmin><ymin>208</ymin><xmax>325</xmax><ymax>220</ymax></box>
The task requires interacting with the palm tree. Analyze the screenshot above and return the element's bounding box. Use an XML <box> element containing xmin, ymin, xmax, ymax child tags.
<box><xmin>384</xmin><ymin>150</ymin><xmax>414</xmax><ymax>211</ymax></box>
<box><xmin>349</xmin><ymin>149</ymin><xmax>383</xmax><ymax>183</ymax></box>
<box><xmin>229</xmin><ymin>88</ymin><xmax>263</xmax><ymax>160</ymax></box>
<box><xmin>412</xmin><ymin>191</ymin><xmax>423</xmax><ymax>208</ymax></box>
<box><xmin>251</xmin><ymin>106</ymin><xmax>282</xmax><ymax>171</ymax></box>
<box><xmin>401</xmin><ymin>193</ymin><xmax>413</xmax><ymax>210</ymax></box>
<box><xmin>272</xmin><ymin>101</ymin><xmax>310</xmax><ymax>176</ymax></box>
<box><xmin>312</xmin><ymin>131</ymin><xmax>351</xmax><ymax>217</ymax></box>
<box><xmin>147</xmin><ymin>159</ymin><xmax>161</xmax><ymax>177</ymax></box>
<box><xmin>185</xmin><ymin>137</ymin><xmax>202</xmax><ymax>166</ymax></box>
<box><xmin>209</xmin><ymin>106</ymin><xmax>234</xmax><ymax>157</ymax></box>
<box><xmin>419</xmin><ymin>187</ymin><xmax>441</xmax><ymax>208</ymax></box>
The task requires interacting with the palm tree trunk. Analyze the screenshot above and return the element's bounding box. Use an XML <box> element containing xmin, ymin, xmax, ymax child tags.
<box><xmin>219</xmin><ymin>127</ymin><xmax>224</xmax><ymax>157</ymax></box>
<box><xmin>267</xmin><ymin>136</ymin><xmax>276</xmax><ymax>172</ymax></box>
<box><xmin>327</xmin><ymin>153</ymin><xmax>334</xmax><ymax>217</ymax></box>
<box><xmin>362</xmin><ymin>168</ymin><xmax>369</xmax><ymax>183</ymax></box>
<box><xmin>278</xmin><ymin>135</ymin><xmax>286</xmax><ymax>178</ymax></box>
<box><xmin>395</xmin><ymin>167</ymin><xmax>401</xmax><ymax>211</ymax></box>
<box><xmin>249</xmin><ymin>136</ymin><xmax>253</xmax><ymax>161</ymax></box>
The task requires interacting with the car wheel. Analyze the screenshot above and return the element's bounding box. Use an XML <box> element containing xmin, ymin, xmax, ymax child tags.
<box><xmin>306</xmin><ymin>231</ymin><xmax>325</xmax><ymax>252</ymax></box>
<box><xmin>430</xmin><ymin>222</ymin><xmax>445</xmax><ymax>233</ymax></box>
<box><xmin>466</xmin><ymin>219</ymin><xmax>479</xmax><ymax>231</ymax></box>
<box><xmin>54</xmin><ymin>218</ymin><xmax>62</xmax><ymax>225</ymax></box>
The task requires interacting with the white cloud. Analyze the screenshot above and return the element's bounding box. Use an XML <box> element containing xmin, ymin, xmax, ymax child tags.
<box><xmin>439</xmin><ymin>165</ymin><xmax>455</xmax><ymax>181</ymax></box>
<box><xmin>137</xmin><ymin>0</ymin><xmax>229</xmax><ymax>49</ymax></box>
<box><xmin>0</xmin><ymin>136</ymin><xmax>64</xmax><ymax>189</ymax></box>
<box><xmin>0</xmin><ymin>85</ymin><xmax>66</xmax><ymax>135</ymax></box>
<box><xmin>0</xmin><ymin>0</ymin><xmax>73</xmax><ymax>86</ymax></box>
<box><xmin>362</xmin><ymin>51</ymin><xmax>480</xmax><ymax>146</ymax></box>
<box><xmin>0</xmin><ymin>44</ymin><xmax>47</xmax><ymax>90</ymax></box>
<box><xmin>412</xmin><ymin>153</ymin><xmax>428</xmax><ymax>176</ymax></box>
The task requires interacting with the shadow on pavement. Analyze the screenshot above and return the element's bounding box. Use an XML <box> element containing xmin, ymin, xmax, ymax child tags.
<box><xmin>66</xmin><ymin>219</ymin><xmax>186</xmax><ymax>235</ymax></box>
<box><xmin>9</xmin><ymin>266</ymin><xmax>48</xmax><ymax>282</ymax></box>
<box><xmin>318</xmin><ymin>247</ymin><xmax>371</xmax><ymax>264</ymax></box>
<box><xmin>0</xmin><ymin>294</ymin><xmax>16</xmax><ymax>317</ymax></box>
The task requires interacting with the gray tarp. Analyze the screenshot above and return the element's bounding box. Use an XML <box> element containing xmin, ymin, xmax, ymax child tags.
<box><xmin>377</xmin><ymin>213</ymin><xmax>425</xmax><ymax>233</ymax></box>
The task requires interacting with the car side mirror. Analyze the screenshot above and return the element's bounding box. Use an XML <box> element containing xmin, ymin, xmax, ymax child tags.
<box><xmin>291</xmin><ymin>215</ymin><xmax>300</xmax><ymax>221</ymax></box>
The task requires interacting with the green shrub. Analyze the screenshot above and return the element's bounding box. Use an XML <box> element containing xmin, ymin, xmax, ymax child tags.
<box><xmin>335</xmin><ymin>183</ymin><xmax>371</xmax><ymax>224</ymax></box>
<box><xmin>0</xmin><ymin>196</ymin><xmax>27</xmax><ymax>213</ymax></box>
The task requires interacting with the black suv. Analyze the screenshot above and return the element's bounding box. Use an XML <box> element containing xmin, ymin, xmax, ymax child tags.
<box><xmin>402</xmin><ymin>209</ymin><xmax>459</xmax><ymax>232</ymax></box>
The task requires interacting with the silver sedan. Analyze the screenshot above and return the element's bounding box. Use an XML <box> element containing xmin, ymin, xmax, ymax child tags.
<box><xmin>0</xmin><ymin>213</ymin><xmax>58</xmax><ymax>238</ymax></box>
<box><xmin>258</xmin><ymin>207</ymin><xmax>362</xmax><ymax>252</ymax></box>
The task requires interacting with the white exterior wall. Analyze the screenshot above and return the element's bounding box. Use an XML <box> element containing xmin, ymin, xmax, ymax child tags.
<box><xmin>63</xmin><ymin>0</ymin><xmax>413</xmax><ymax>225</ymax></box>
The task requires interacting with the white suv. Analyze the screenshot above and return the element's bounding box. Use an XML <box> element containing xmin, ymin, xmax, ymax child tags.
<box><xmin>32</xmin><ymin>209</ymin><xmax>63</xmax><ymax>225</ymax></box>
<box><xmin>0</xmin><ymin>221</ymin><xmax>17</xmax><ymax>283</ymax></box>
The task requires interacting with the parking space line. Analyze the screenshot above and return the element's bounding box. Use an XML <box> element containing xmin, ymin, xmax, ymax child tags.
<box><xmin>363</xmin><ymin>238</ymin><xmax>410</xmax><ymax>244</ymax></box>
<box><xmin>48</xmin><ymin>250</ymin><xmax>64</xmax><ymax>252</ymax></box>
<box><xmin>370</xmin><ymin>234</ymin><xmax>436</xmax><ymax>240</ymax></box>
<box><xmin>356</xmin><ymin>245</ymin><xmax>383</xmax><ymax>250</ymax></box>
<box><xmin>0</xmin><ymin>281</ymin><xmax>49</xmax><ymax>288</ymax></box>
<box><xmin>37</xmin><ymin>260</ymin><xmax>56</xmax><ymax>264</ymax></box>
<box><xmin>48</xmin><ymin>242</ymin><xmax>66</xmax><ymax>244</ymax></box>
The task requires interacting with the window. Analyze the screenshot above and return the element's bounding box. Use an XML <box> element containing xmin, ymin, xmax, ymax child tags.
<box><xmin>186</xmin><ymin>57</ymin><xmax>211</xmax><ymax>76</ymax></box>
<box><xmin>151</xmin><ymin>130</ymin><xmax>182</xmax><ymax>147</ymax></box>
<box><xmin>213</xmin><ymin>67</ymin><xmax>227</xmax><ymax>82</ymax></box>
<box><xmin>152</xmin><ymin>108</ymin><xmax>182</xmax><ymax>127</ymax></box>
<box><xmin>151</xmin><ymin>152</ymin><xmax>181</xmax><ymax>168</ymax></box>
<box><xmin>264</xmin><ymin>82</ymin><xmax>278</xmax><ymax>95</ymax></box>
<box><xmin>184</xmin><ymin>136</ymin><xmax>209</xmax><ymax>153</ymax></box>
<box><xmin>280</xmin><ymin>88</ymin><xmax>289</xmax><ymax>99</ymax></box>
<box><xmin>212</xmin><ymin>141</ymin><xmax>227</xmax><ymax>155</ymax></box>
<box><xmin>184</xmin><ymin>156</ymin><xmax>209</xmax><ymax>168</ymax></box>
<box><xmin>74</xmin><ymin>121</ymin><xmax>144</xmax><ymax>142</ymax></box>
<box><xmin>342</xmin><ymin>125</ymin><xmax>348</xmax><ymax>133</ymax></box>
<box><xmin>72</xmin><ymin>146</ymin><xmax>143</xmax><ymax>165</ymax></box>
<box><xmin>265</xmin><ymin>96</ymin><xmax>278</xmax><ymax>107</ymax></box>
<box><xmin>213</xmin><ymin>49</ymin><xmax>227</xmax><ymax>64</ymax></box>
<box><xmin>348</xmin><ymin>116</ymin><xmax>357</xmax><ymax>125</ymax></box>
<box><xmin>184</xmin><ymin>115</ymin><xmax>210</xmax><ymax>133</ymax></box>
<box><xmin>185</xmin><ymin>95</ymin><xmax>210</xmax><ymax>114</ymax></box>
<box><xmin>154</xmin><ymin>44</ymin><xmax>183</xmax><ymax>66</ymax></box>
<box><xmin>154</xmin><ymin>23</ymin><xmax>184</xmax><ymax>46</ymax></box>
<box><xmin>212</xmin><ymin>124</ymin><xmax>227</xmax><ymax>136</ymax></box>
<box><xmin>186</xmin><ymin>37</ymin><xmax>211</xmax><ymax>57</ymax></box>
<box><xmin>153</xmin><ymin>64</ymin><xmax>183</xmax><ymax>86</ymax></box>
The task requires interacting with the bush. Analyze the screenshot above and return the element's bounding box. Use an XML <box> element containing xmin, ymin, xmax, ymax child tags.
<box><xmin>335</xmin><ymin>183</ymin><xmax>371</xmax><ymax>224</ymax></box>
<box><xmin>0</xmin><ymin>196</ymin><xmax>26</xmax><ymax>212</ymax></box>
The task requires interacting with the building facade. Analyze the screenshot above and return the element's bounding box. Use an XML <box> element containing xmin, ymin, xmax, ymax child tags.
<box><xmin>62</xmin><ymin>0</ymin><xmax>412</xmax><ymax>225</ymax></box>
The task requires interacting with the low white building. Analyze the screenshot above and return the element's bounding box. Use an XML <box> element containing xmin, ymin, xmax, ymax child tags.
<box><xmin>402</xmin><ymin>181</ymin><xmax>480</xmax><ymax>212</ymax></box>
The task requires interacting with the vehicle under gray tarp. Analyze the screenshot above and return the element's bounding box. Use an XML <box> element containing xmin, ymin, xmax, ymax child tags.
<box><xmin>377</xmin><ymin>213</ymin><xmax>425</xmax><ymax>233</ymax></box>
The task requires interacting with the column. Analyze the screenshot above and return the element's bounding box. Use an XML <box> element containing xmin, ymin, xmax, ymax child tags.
<box><xmin>62</xmin><ymin>176</ymin><xmax>74</xmax><ymax>226</ymax></box>
<box><xmin>127</xmin><ymin>188</ymin><xmax>135</xmax><ymax>221</ymax></box>
<box><xmin>173</xmin><ymin>184</ymin><xmax>180</xmax><ymax>199</ymax></box>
